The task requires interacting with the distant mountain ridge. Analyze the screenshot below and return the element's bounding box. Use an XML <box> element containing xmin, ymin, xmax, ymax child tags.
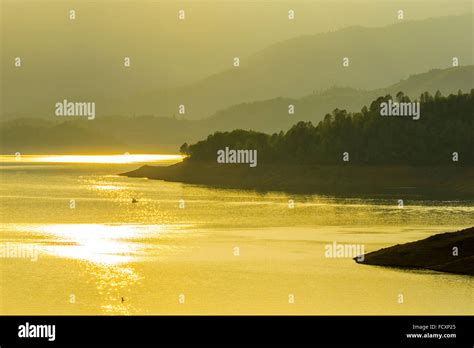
<box><xmin>2</xmin><ymin>14</ymin><xmax>472</xmax><ymax>120</ymax></box>
<box><xmin>104</xmin><ymin>14</ymin><xmax>473</xmax><ymax>119</ymax></box>
<box><xmin>202</xmin><ymin>65</ymin><xmax>474</xmax><ymax>134</ymax></box>
<box><xmin>1</xmin><ymin>65</ymin><xmax>473</xmax><ymax>154</ymax></box>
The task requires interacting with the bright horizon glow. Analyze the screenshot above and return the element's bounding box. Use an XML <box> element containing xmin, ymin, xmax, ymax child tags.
<box><xmin>0</xmin><ymin>154</ymin><xmax>183</xmax><ymax>164</ymax></box>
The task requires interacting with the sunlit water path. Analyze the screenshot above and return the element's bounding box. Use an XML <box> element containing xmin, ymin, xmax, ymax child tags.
<box><xmin>1</xmin><ymin>155</ymin><xmax>473</xmax><ymax>314</ymax></box>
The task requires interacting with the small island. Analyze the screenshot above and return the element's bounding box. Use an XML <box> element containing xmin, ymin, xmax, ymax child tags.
<box><xmin>354</xmin><ymin>227</ymin><xmax>474</xmax><ymax>276</ymax></box>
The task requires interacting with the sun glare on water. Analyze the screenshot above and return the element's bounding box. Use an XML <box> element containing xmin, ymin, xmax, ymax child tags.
<box><xmin>0</xmin><ymin>154</ymin><xmax>183</xmax><ymax>164</ymax></box>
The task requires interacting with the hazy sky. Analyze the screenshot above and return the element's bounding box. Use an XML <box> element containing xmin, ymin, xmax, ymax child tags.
<box><xmin>2</xmin><ymin>0</ymin><xmax>472</xmax><ymax>87</ymax></box>
<box><xmin>1</xmin><ymin>0</ymin><xmax>472</xmax><ymax>118</ymax></box>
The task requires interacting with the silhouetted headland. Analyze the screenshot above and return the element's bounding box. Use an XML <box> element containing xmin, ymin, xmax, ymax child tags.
<box><xmin>120</xmin><ymin>162</ymin><xmax>473</xmax><ymax>198</ymax></box>
<box><xmin>122</xmin><ymin>90</ymin><xmax>473</xmax><ymax>197</ymax></box>
<box><xmin>354</xmin><ymin>227</ymin><xmax>474</xmax><ymax>276</ymax></box>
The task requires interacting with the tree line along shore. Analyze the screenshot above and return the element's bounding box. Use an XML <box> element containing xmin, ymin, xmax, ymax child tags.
<box><xmin>122</xmin><ymin>91</ymin><xmax>473</xmax><ymax>198</ymax></box>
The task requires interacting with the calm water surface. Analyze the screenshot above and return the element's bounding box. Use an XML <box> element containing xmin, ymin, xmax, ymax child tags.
<box><xmin>1</xmin><ymin>155</ymin><xmax>473</xmax><ymax>314</ymax></box>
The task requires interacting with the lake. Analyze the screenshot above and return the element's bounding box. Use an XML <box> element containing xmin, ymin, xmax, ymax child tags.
<box><xmin>0</xmin><ymin>155</ymin><xmax>473</xmax><ymax>314</ymax></box>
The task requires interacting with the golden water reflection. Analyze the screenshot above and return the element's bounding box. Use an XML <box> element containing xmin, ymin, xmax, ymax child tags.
<box><xmin>32</xmin><ymin>224</ymin><xmax>150</xmax><ymax>265</ymax></box>
<box><xmin>24</xmin><ymin>223</ymin><xmax>175</xmax><ymax>314</ymax></box>
<box><xmin>85</xmin><ymin>262</ymin><xmax>142</xmax><ymax>315</ymax></box>
<box><xmin>0</xmin><ymin>154</ymin><xmax>183</xmax><ymax>164</ymax></box>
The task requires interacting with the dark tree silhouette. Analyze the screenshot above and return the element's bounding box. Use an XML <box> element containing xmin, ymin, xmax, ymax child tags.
<box><xmin>181</xmin><ymin>90</ymin><xmax>474</xmax><ymax>165</ymax></box>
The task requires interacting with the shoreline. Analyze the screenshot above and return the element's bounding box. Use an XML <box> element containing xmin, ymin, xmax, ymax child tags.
<box><xmin>355</xmin><ymin>227</ymin><xmax>474</xmax><ymax>276</ymax></box>
<box><xmin>120</xmin><ymin>161</ymin><xmax>474</xmax><ymax>199</ymax></box>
